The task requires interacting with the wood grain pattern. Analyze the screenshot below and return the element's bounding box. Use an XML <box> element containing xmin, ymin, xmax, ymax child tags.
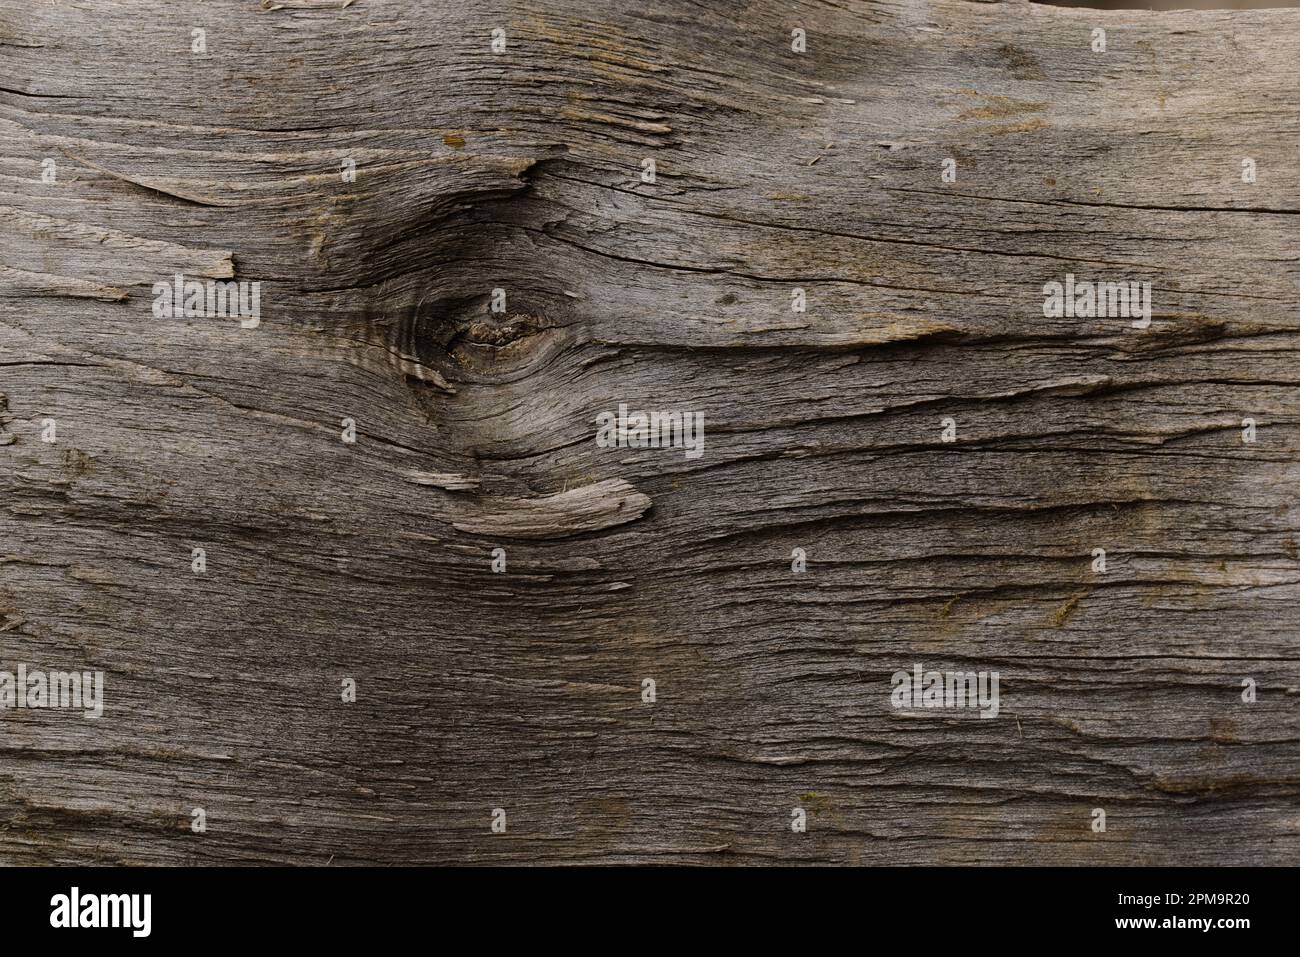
<box><xmin>1</xmin><ymin>0</ymin><xmax>1297</xmax><ymax>865</ymax></box>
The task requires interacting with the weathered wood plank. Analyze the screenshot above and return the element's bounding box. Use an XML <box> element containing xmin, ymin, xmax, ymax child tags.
<box><xmin>0</xmin><ymin>0</ymin><xmax>1297</xmax><ymax>864</ymax></box>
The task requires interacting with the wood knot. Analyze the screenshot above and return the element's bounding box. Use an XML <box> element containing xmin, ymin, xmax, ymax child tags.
<box><xmin>373</xmin><ymin>296</ymin><xmax>568</xmax><ymax>392</ymax></box>
<box><xmin>447</xmin><ymin>310</ymin><xmax>559</xmax><ymax>375</ymax></box>
<box><xmin>454</xmin><ymin>313</ymin><xmax>538</xmax><ymax>349</ymax></box>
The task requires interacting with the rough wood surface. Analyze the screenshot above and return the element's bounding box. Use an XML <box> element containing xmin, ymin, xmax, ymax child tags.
<box><xmin>1</xmin><ymin>0</ymin><xmax>1298</xmax><ymax>865</ymax></box>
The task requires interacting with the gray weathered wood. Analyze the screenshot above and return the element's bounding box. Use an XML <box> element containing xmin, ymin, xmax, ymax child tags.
<box><xmin>1</xmin><ymin>0</ymin><xmax>1297</xmax><ymax>864</ymax></box>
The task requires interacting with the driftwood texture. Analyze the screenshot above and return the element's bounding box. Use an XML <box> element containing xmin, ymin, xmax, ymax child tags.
<box><xmin>1</xmin><ymin>0</ymin><xmax>1298</xmax><ymax>865</ymax></box>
